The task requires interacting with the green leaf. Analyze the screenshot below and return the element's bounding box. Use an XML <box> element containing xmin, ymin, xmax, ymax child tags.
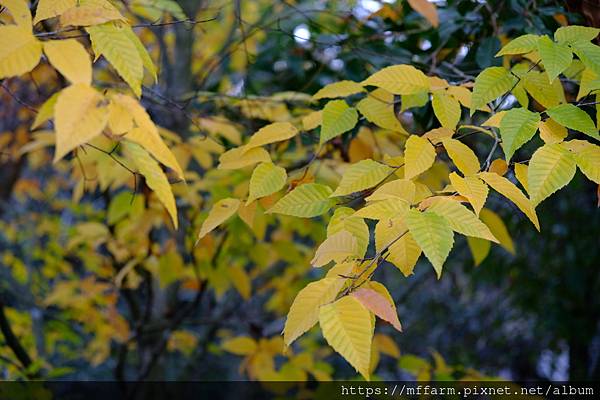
<box><xmin>522</xmin><ymin>70</ymin><xmax>565</xmax><ymax>109</ymax></box>
<box><xmin>499</xmin><ymin>108</ymin><xmax>541</xmax><ymax>162</ymax></box>
<box><xmin>247</xmin><ymin>162</ymin><xmax>287</xmax><ymax>204</ymax></box>
<box><xmin>405</xmin><ymin>209</ymin><xmax>454</xmax><ymax>278</ymax></box>
<box><xmin>571</xmin><ymin>40</ymin><xmax>600</xmax><ymax>76</ymax></box>
<box><xmin>267</xmin><ymin>183</ymin><xmax>335</xmax><ymax>218</ymax></box>
<box><xmin>546</xmin><ymin>104</ymin><xmax>600</xmax><ymax>141</ymax></box>
<box><xmin>528</xmin><ymin>143</ymin><xmax>576</xmax><ymax>206</ymax></box>
<box><xmin>471</xmin><ymin>67</ymin><xmax>518</xmax><ymax>113</ymax></box>
<box><xmin>496</xmin><ymin>34</ymin><xmax>540</xmax><ymax>56</ymax></box>
<box><xmin>320</xmin><ymin>100</ymin><xmax>359</xmax><ymax>144</ymax></box>
<box><xmin>426</xmin><ymin>197</ymin><xmax>498</xmax><ymax>242</ymax></box>
<box><xmin>555</xmin><ymin>26</ymin><xmax>600</xmax><ymax>45</ymax></box>
<box><xmin>332</xmin><ymin>159</ymin><xmax>394</xmax><ymax>197</ymax></box>
<box><xmin>87</xmin><ymin>22</ymin><xmax>144</xmax><ymax>97</ymax></box>
<box><xmin>537</xmin><ymin>35</ymin><xmax>572</xmax><ymax>83</ymax></box>
<box><xmin>577</xmin><ymin>68</ymin><xmax>600</xmax><ymax>101</ymax></box>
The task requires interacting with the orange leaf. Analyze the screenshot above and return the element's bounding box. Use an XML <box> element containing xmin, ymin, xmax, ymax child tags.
<box><xmin>351</xmin><ymin>288</ymin><xmax>402</xmax><ymax>331</ymax></box>
<box><xmin>407</xmin><ymin>0</ymin><xmax>439</xmax><ymax>27</ymax></box>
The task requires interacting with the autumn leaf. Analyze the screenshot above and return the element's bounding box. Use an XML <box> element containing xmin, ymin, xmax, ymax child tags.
<box><xmin>198</xmin><ymin>198</ymin><xmax>241</xmax><ymax>239</ymax></box>
<box><xmin>53</xmin><ymin>84</ymin><xmax>108</xmax><ymax>162</ymax></box>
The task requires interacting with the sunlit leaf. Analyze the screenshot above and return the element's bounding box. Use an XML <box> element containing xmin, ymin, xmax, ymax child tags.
<box><xmin>319</xmin><ymin>296</ymin><xmax>373</xmax><ymax>380</ymax></box>
<box><xmin>267</xmin><ymin>183</ymin><xmax>335</xmax><ymax>218</ymax></box>
<box><xmin>406</xmin><ymin>209</ymin><xmax>454</xmax><ymax>278</ymax></box>
<box><xmin>528</xmin><ymin>143</ymin><xmax>576</xmax><ymax>206</ymax></box>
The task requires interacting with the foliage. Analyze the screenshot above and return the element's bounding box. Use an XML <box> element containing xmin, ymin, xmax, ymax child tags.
<box><xmin>0</xmin><ymin>0</ymin><xmax>599</xmax><ymax>384</ymax></box>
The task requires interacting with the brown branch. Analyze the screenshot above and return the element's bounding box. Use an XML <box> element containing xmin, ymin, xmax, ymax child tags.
<box><xmin>0</xmin><ymin>302</ymin><xmax>35</xmax><ymax>376</ymax></box>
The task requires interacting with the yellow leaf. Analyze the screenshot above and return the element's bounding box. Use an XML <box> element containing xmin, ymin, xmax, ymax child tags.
<box><xmin>406</xmin><ymin>209</ymin><xmax>454</xmax><ymax>278</ymax></box>
<box><xmin>354</xmin><ymin>198</ymin><xmax>409</xmax><ymax>220</ymax></box>
<box><xmin>407</xmin><ymin>0</ymin><xmax>439</xmax><ymax>27</ymax></box>
<box><xmin>267</xmin><ymin>183</ymin><xmax>335</xmax><ymax>218</ymax></box>
<box><xmin>447</xmin><ymin>85</ymin><xmax>491</xmax><ymax>112</ymax></box>
<box><xmin>327</xmin><ymin>207</ymin><xmax>370</xmax><ymax>257</ymax></box>
<box><xmin>332</xmin><ymin>159</ymin><xmax>394</xmax><ymax>197</ymax></box>
<box><xmin>319</xmin><ymin>296</ymin><xmax>373</xmax><ymax>380</ymax></box>
<box><xmin>199</xmin><ymin>117</ymin><xmax>241</xmax><ymax>145</ymax></box>
<box><xmin>311</xmin><ymin>230</ymin><xmax>359</xmax><ymax>267</ymax></box>
<box><xmin>538</xmin><ymin>118</ymin><xmax>567</xmax><ymax>144</ymax></box>
<box><xmin>478</xmin><ymin>172</ymin><xmax>540</xmax><ymax>230</ymax></box>
<box><xmin>0</xmin><ymin>26</ymin><xmax>42</xmax><ymax>79</ymax></box>
<box><xmin>313</xmin><ymin>80</ymin><xmax>365</xmax><ymax>100</ymax></box>
<box><xmin>124</xmin><ymin>127</ymin><xmax>184</xmax><ymax>180</ymax></box>
<box><xmin>373</xmin><ymin>334</ymin><xmax>400</xmax><ymax>358</ymax></box>
<box><xmin>123</xmin><ymin>142</ymin><xmax>178</xmax><ymax>228</ymax></box>
<box><xmin>442</xmin><ymin>138</ymin><xmax>480</xmax><ymax>176</ymax></box>
<box><xmin>432</xmin><ymin>92</ymin><xmax>461</xmax><ymax>129</ymax></box>
<box><xmin>237</xmin><ymin>200</ymin><xmax>257</xmax><ymax>229</ymax></box>
<box><xmin>247</xmin><ymin>162</ymin><xmax>287</xmax><ymax>204</ymax></box>
<box><xmin>222</xmin><ymin>336</ymin><xmax>257</xmax><ymax>356</ymax></box>
<box><xmin>528</xmin><ymin>143</ymin><xmax>576</xmax><ymax>207</ymax></box>
<box><xmin>489</xmin><ymin>158</ymin><xmax>509</xmax><ymax>176</ymax></box>
<box><xmin>482</xmin><ymin>111</ymin><xmax>506</xmax><ymax>128</ymax></box>
<box><xmin>429</xmin><ymin>76</ymin><xmax>449</xmax><ymax>91</ymax></box>
<box><xmin>243</xmin><ymin>122</ymin><xmax>298</xmax><ymax>153</ymax></box>
<box><xmin>87</xmin><ymin>22</ymin><xmax>144</xmax><ymax>97</ymax></box>
<box><xmin>448</xmin><ymin>172</ymin><xmax>488</xmax><ymax>216</ymax></box>
<box><xmin>31</xmin><ymin>92</ymin><xmax>59</xmax><ymax>130</ymax></box>
<box><xmin>284</xmin><ymin>277</ymin><xmax>346</xmax><ymax>346</ymax></box>
<box><xmin>365</xmin><ymin>179</ymin><xmax>416</xmax><ymax>203</ymax></box>
<box><xmin>33</xmin><ymin>0</ymin><xmax>76</xmax><ymax>24</ymax></box>
<box><xmin>1</xmin><ymin>0</ymin><xmax>32</xmax><ymax>26</ymax></box>
<box><xmin>362</xmin><ymin>65</ymin><xmax>430</xmax><ymax>95</ymax></box>
<box><xmin>198</xmin><ymin>198</ymin><xmax>240</xmax><ymax>239</ymax></box>
<box><xmin>43</xmin><ymin>39</ymin><xmax>92</xmax><ymax>85</ymax></box>
<box><xmin>466</xmin><ymin>236</ymin><xmax>490</xmax><ymax>266</ymax></box>
<box><xmin>422</xmin><ymin>127</ymin><xmax>454</xmax><ymax>145</ymax></box>
<box><xmin>218</xmin><ymin>146</ymin><xmax>271</xmax><ymax>170</ymax></box>
<box><xmin>107</xmin><ymin>98</ymin><xmax>133</xmax><ymax>134</ymax></box>
<box><xmin>302</xmin><ymin>110</ymin><xmax>322</xmax><ymax>131</ymax></box>
<box><xmin>514</xmin><ymin>163</ymin><xmax>529</xmax><ymax>193</ymax></box>
<box><xmin>480</xmin><ymin>208</ymin><xmax>515</xmax><ymax>254</ymax></box>
<box><xmin>228</xmin><ymin>264</ymin><xmax>251</xmax><ymax>300</ymax></box>
<box><xmin>61</xmin><ymin>0</ymin><xmax>125</xmax><ymax>26</ymax></box>
<box><xmin>375</xmin><ymin>217</ymin><xmax>421</xmax><ymax>276</ymax></box>
<box><xmin>426</xmin><ymin>197</ymin><xmax>498</xmax><ymax>242</ymax></box>
<box><xmin>53</xmin><ymin>84</ymin><xmax>108</xmax><ymax>162</ymax></box>
<box><xmin>404</xmin><ymin>135</ymin><xmax>436</xmax><ymax>179</ymax></box>
<box><xmin>356</xmin><ymin>89</ymin><xmax>407</xmax><ymax>133</ymax></box>
<box><xmin>569</xmin><ymin>141</ymin><xmax>600</xmax><ymax>184</ymax></box>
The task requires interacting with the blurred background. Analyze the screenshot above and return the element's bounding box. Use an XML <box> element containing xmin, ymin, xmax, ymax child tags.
<box><xmin>1</xmin><ymin>0</ymin><xmax>599</xmax><ymax>384</ymax></box>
